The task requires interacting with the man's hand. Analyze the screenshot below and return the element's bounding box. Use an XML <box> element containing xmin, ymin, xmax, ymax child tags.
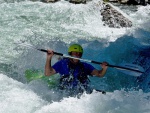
<box><xmin>47</xmin><ymin>49</ymin><xmax>54</xmax><ymax>59</ymax></box>
<box><xmin>101</xmin><ymin>62</ymin><xmax>108</xmax><ymax>70</ymax></box>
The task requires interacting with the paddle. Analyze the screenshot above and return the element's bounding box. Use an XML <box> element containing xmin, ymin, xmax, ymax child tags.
<box><xmin>17</xmin><ymin>43</ymin><xmax>144</xmax><ymax>76</ymax></box>
<box><xmin>39</xmin><ymin>49</ymin><xmax>144</xmax><ymax>76</ymax></box>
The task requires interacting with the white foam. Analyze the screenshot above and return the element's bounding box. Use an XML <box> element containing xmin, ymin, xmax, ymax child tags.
<box><xmin>0</xmin><ymin>74</ymin><xmax>46</xmax><ymax>113</ymax></box>
<box><xmin>35</xmin><ymin>90</ymin><xmax>150</xmax><ymax>113</ymax></box>
<box><xmin>0</xmin><ymin>73</ymin><xmax>150</xmax><ymax>113</ymax></box>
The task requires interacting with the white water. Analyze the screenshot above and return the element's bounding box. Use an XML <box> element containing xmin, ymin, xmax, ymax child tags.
<box><xmin>1</xmin><ymin>74</ymin><xmax>150</xmax><ymax>113</ymax></box>
<box><xmin>0</xmin><ymin>0</ymin><xmax>150</xmax><ymax>112</ymax></box>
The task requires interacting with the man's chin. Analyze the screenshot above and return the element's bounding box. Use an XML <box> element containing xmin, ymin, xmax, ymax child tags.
<box><xmin>72</xmin><ymin>60</ymin><xmax>79</xmax><ymax>64</ymax></box>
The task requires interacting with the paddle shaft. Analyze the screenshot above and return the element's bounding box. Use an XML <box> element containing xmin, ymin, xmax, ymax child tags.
<box><xmin>39</xmin><ymin>49</ymin><xmax>144</xmax><ymax>74</ymax></box>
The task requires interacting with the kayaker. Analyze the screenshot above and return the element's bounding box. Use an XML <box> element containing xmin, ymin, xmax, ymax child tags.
<box><xmin>45</xmin><ymin>44</ymin><xmax>108</xmax><ymax>93</ymax></box>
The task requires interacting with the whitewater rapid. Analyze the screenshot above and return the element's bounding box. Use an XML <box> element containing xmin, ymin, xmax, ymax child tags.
<box><xmin>1</xmin><ymin>73</ymin><xmax>150</xmax><ymax>113</ymax></box>
<box><xmin>0</xmin><ymin>0</ymin><xmax>150</xmax><ymax>113</ymax></box>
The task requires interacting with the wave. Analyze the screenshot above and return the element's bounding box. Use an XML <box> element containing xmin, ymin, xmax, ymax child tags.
<box><xmin>1</xmin><ymin>73</ymin><xmax>150</xmax><ymax>113</ymax></box>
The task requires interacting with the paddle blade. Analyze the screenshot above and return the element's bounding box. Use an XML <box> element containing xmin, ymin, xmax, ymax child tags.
<box><xmin>117</xmin><ymin>63</ymin><xmax>144</xmax><ymax>77</ymax></box>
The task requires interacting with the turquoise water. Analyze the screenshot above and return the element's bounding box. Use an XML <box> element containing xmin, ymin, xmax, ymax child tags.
<box><xmin>0</xmin><ymin>0</ymin><xmax>150</xmax><ymax>112</ymax></box>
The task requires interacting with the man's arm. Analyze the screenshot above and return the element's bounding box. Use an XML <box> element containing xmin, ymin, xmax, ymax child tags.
<box><xmin>91</xmin><ymin>62</ymin><xmax>108</xmax><ymax>77</ymax></box>
<box><xmin>45</xmin><ymin>50</ymin><xmax>56</xmax><ymax>76</ymax></box>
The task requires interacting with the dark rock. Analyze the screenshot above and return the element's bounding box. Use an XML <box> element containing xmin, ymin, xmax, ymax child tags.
<box><xmin>100</xmin><ymin>2</ymin><xmax>132</xmax><ymax>28</ymax></box>
<box><xmin>41</xmin><ymin>0</ymin><xmax>59</xmax><ymax>3</ymax></box>
<box><xmin>69</xmin><ymin>0</ymin><xmax>86</xmax><ymax>4</ymax></box>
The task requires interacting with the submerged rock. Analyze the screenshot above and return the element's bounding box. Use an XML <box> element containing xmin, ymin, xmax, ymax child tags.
<box><xmin>41</xmin><ymin>0</ymin><xmax>86</xmax><ymax>3</ymax></box>
<box><xmin>133</xmin><ymin>48</ymin><xmax>150</xmax><ymax>92</ymax></box>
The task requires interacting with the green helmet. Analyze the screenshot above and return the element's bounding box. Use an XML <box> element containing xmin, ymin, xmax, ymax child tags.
<box><xmin>68</xmin><ymin>44</ymin><xmax>83</xmax><ymax>54</ymax></box>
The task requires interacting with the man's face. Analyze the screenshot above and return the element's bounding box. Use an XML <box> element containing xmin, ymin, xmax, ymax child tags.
<box><xmin>70</xmin><ymin>51</ymin><xmax>82</xmax><ymax>63</ymax></box>
<box><xmin>71</xmin><ymin>51</ymin><xmax>82</xmax><ymax>57</ymax></box>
